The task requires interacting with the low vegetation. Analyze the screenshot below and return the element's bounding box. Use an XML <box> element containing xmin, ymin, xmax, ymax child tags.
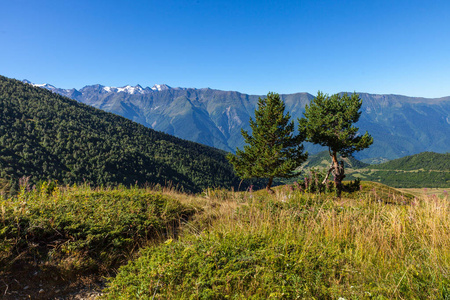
<box><xmin>1</xmin><ymin>180</ymin><xmax>449</xmax><ymax>298</ymax></box>
<box><xmin>0</xmin><ymin>182</ymin><xmax>197</xmax><ymax>278</ymax></box>
<box><xmin>102</xmin><ymin>182</ymin><xmax>448</xmax><ymax>299</ymax></box>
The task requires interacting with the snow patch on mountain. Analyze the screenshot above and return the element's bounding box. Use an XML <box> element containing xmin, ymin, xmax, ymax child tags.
<box><xmin>103</xmin><ymin>85</ymin><xmax>146</xmax><ymax>94</ymax></box>
<box><xmin>101</xmin><ymin>84</ymin><xmax>171</xmax><ymax>94</ymax></box>
<box><xmin>23</xmin><ymin>80</ymin><xmax>71</xmax><ymax>93</ymax></box>
<box><xmin>151</xmin><ymin>84</ymin><xmax>170</xmax><ymax>91</ymax></box>
<box><xmin>33</xmin><ymin>83</ymin><xmax>57</xmax><ymax>90</ymax></box>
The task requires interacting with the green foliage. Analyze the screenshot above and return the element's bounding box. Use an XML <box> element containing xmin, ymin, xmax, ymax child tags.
<box><xmin>299</xmin><ymin>91</ymin><xmax>373</xmax><ymax>196</ymax></box>
<box><xmin>105</xmin><ymin>231</ymin><xmax>350</xmax><ymax>299</ymax></box>
<box><xmin>0</xmin><ymin>76</ymin><xmax>245</xmax><ymax>193</ymax></box>
<box><xmin>299</xmin><ymin>91</ymin><xmax>373</xmax><ymax>157</ymax></box>
<box><xmin>227</xmin><ymin>92</ymin><xmax>307</xmax><ymax>190</ymax></box>
<box><xmin>0</xmin><ymin>184</ymin><xmax>197</xmax><ymax>273</ymax></box>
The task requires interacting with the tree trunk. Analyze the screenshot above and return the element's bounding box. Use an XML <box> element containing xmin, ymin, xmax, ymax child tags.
<box><xmin>238</xmin><ymin>179</ymin><xmax>244</xmax><ymax>192</ymax></box>
<box><xmin>322</xmin><ymin>163</ymin><xmax>333</xmax><ymax>184</ymax></box>
<box><xmin>331</xmin><ymin>151</ymin><xmax>345</xmax><ymax>197</ymax></box>
<box><xmin>266</xmin><ymin>176</ymin><xmax>274</xmax><ymax>193</ymax></box>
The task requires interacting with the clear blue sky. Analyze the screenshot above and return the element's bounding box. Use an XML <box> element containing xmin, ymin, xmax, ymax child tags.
<box><xmin>1</xmin><ymin>0</ymin><xmax>449</xmax><ymax>97</ymax></box>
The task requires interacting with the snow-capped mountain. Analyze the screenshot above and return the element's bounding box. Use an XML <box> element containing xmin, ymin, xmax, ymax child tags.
<box><xmin>23</xmin><ymin>80</ymin><xmax>59</xmax><ymax>91</ymax></box>
<box><xmin>23</xmin><ymin>80</ymin><xmax>174</xmax><ymax>95</ymax></box>
<box><xmin>151</xmin><ymin>84</ymin><xmax>171</xmax><ymax>91</ymax></box>
<box><xmin>103</xmin><ymin>85</ymin><xmax>146</xmax><ymax>94</ymax></box>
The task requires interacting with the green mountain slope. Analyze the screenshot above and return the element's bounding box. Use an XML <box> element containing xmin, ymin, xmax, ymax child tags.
<box><xmin>349</xmin><ymin>152</ymin><xmax>450</xmax><ymax>188</ymax></box>
<box><xmin>374</xmin><ymin>151</ymin><xmax>450</xmax><ymax>171</ymax></box>
<box><xmin>0</xmin><ymin>76</ymin><xmax>245</xmax><ymax>193</ymax></box>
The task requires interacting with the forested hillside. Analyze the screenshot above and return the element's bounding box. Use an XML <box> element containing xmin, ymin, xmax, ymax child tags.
<box><xmin>351</xmin><ymin>152</ymin><xmax>450</xmax><ymax>188</ymax></box>
<box><xmin>0</xmin><ymin>76</ymin><xmax>244</xmax><ymax>193</ymax></box>
<box><xmin>374</xmin><ymin>151</ymin><xmax>450</xmax><ymax>171</ymax></box>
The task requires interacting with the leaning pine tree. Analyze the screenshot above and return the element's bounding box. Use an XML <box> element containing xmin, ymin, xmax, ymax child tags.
<box><xmin>298</xmin><ymin>92</ymin><xmax>373</xmax><ymax>197</ymax></box>
<box><xmin>227</xmin><ymin>92</ymin><xmax>308</xmax><ymax>193</ymax></box>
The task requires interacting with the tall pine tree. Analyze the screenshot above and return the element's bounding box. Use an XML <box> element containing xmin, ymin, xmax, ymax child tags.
<box><xmin>227</xmin><ymin>92</ymin><xmax>307</xmax><ymax>192</ymax></box>
<box><xmin>298</xmin><ymin>92</ymin><xmax>373</xmax><ymax>197</ymax></box>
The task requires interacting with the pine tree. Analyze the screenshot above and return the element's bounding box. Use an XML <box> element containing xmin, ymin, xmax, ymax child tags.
<box><xmin>227</xmin><ymin>92</ymin><xmax>307</xmax><ymax>192</ymax></box>
<box><xmin>298</xmin><ymin>92</ymin><xmax>373</xmax><ymax>197</ymax></box>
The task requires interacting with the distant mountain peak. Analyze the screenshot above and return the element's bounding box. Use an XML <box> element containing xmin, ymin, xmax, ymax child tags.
<box><xmin>151</xmin><ymin>84</ymin><xmax>171</xmax><ymax>91</ymax></box>
<box><xmin>23</xmin><ymin>79</ymin><xmax>59</xmax><ymax>91</ymax></box>
<box><xmin>34</xmin><ymin>83</ymin><xmax>57</xmax><ymax>89</ymax></box>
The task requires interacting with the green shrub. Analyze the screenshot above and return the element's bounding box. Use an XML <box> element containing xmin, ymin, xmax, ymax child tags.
<box><xmin>0</xmin><ymin>185</ymin><xmax>197</xmax><ymax>274</ymax></box>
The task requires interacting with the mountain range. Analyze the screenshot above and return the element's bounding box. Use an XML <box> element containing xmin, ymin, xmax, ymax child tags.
<box><xmin>1</xmin><ymin>76</ymin><xmax>250</xmax><ymax>193</ymax></box>
<box><xmin>24</xmin><ymin>80</ymin><xmax>450</xmax><ymax>161</ymax></box>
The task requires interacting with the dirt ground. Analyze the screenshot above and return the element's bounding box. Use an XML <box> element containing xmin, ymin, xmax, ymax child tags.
<box><xmin>1</xmin><ymin>264</ymin><xmax>107</xmax><ymax>300</ymax></box>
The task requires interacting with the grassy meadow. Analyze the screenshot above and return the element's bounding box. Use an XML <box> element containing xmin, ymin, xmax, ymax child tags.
<box><xmin>0</xmin><ymin>181</ymin><xmax>449</xmax><ymax>299</ymax></box>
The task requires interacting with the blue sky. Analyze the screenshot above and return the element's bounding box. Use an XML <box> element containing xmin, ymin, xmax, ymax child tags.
<box><xmin>1</xmin><ymin>0</ymin><xmax>449</xmax><ymax>97</ymax></box>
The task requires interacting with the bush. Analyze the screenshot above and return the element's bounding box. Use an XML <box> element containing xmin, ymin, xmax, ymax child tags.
<box><xmin>0</xmin><ymin>185</ymin><xmax>198</xmax><ymax>274</ymax></box>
